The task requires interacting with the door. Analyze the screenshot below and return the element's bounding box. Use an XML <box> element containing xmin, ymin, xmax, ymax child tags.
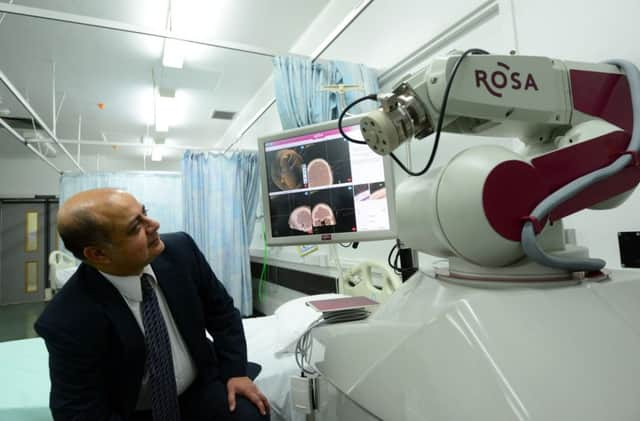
<box><xmin>0</xmin><ymin>203</ymin><xmax>46</xmax><ymax>304</ymax></box>
<box><xmin>48</xmin><ymin>202</ymin><xmax>59</xmax><ymax>289</ymax></box>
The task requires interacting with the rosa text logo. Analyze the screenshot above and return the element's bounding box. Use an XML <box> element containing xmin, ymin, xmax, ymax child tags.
<box><xmin>474</xmin><ymin>62</ymin><xmax>539</xmax><ymax>97</ymax></box>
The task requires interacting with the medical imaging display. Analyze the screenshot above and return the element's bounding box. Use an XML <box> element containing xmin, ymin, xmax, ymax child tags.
<box><xmin>265</xmin><ymin>135</ymin><xmax>351</xmax><ymax>193</ymax></box>
<box><xmin>269</xmin><ymin>149</ymin><xmax>304</xmax><ymax>190</ymax></box>
<box><xmin>270</xmin><ymin>186</ymin><xmax>356</xmax><ymax>236</ymax></box>
<box><xmin>261</xmin><ymin>123</ymin><xmax>391</xmax><ymax>241</ymax></box>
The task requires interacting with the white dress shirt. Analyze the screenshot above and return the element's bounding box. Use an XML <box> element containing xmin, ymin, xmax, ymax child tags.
<box><xmin>101</xmin><ymin>265</ymin><xmax>197</xmax><ymax>410</ymax></box>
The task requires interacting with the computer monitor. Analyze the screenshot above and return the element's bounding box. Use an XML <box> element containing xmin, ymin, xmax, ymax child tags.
<box><xmin>257</xmin><ymin>116</ymin><xmax>397</xmax><ymax>246</ymax></box>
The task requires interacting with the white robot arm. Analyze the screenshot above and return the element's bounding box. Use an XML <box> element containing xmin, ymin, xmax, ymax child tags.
<box><xmin>353</xmin><ymin>50</ymin><xmax>640</xmax><ymax>278</ymax></box>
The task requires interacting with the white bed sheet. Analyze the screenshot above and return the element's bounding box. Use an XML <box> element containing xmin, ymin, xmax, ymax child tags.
<box><xmin>0</xmin><ymin>319</ymin><xmax>302</xmax><ymax>421</ymax></box>
<box><xmin>243</xmin><ymin>316</ymin><xmax>304</xmax><ymax>421</ymax></box>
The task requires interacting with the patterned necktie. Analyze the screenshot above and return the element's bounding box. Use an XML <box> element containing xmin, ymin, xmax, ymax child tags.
<box><xmin>140</xmin><ymin>273</ymin><xmax>181</xmax><ymax>421</ymax></box>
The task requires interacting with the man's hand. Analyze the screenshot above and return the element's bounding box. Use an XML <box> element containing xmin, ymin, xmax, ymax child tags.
<box><xmin>227</xmin><ymin>376</ymin><xmax>270</xmax><ymax>416</ymax></box>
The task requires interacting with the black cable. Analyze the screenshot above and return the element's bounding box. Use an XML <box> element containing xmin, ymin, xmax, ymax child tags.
<box><xmin>387</xmin><ymin>243</ymin><xmax>398</xmax><ymax>271</ymax></box>
<box><xmin>393</xmin><ymin>248</ymin><xmax>404</xmax><ymax>274</ymax></box>
<box><xmin>339</xmin><ymin>242</ymin><xmax>353</xmax><ymax>248</ymax></box>
<box><xmin>391</xmin><ymin>48</ymin><xmax>490</xmax><ymax>177</ymax></box>
<box><xmin>338</xmin><ymin>94</ymin><xmax>378</xmax><ymax>145</ymax></box>
<box><xmin>388</xmin><ymin>242</ymin><xmax>417</xmax><ymax>274</ymax></box>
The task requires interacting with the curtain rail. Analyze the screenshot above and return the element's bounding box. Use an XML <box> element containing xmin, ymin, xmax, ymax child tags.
<box><xmin>0</xmin><ymin>69</ymin><xmax>85</xmax><ymax>173</ymax></box>
<box><xmin>0</xmin><ymin>117</ymin><xmax>63</xmax><ymax>174</ymax></box>
<box><xmin>222</xmin><ymin>0</ymin><xmax>376</xmax><ymax>153</ymax></box>
<box><xmin>0</xmin><ymin>3</ymin><xmax>276</xmax><ymax>58</ymax></box>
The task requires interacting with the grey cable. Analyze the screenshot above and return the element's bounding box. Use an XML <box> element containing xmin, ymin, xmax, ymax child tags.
<box><xmin>294</xmin><ymin>309</ymin><xmax>370</xmax><ymax>375</ymax></box>
<box><xmin>521</xmin><ymin>59</ymin><xmax>640</xmax><ymax>271</ymax></box>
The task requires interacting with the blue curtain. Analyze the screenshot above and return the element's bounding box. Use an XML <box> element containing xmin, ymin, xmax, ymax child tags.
<box><xmin>182</xmin><ymin>151</ymin><xmax>260</xmax><ymax>316</ymax></box>
<box><xmin>59</xmin><ymin>172</ymin><xmax>183</xmax><ymax>233</ymax></box>
<box><xmin>272</xmin><ymin>55</ymin><xmax>380</xmax><ymax>129</ymax></box>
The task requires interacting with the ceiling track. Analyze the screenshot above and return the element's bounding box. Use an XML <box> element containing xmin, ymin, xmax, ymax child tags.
<box><xmin>0</xmin><ymin>68</ymin><xmax>85</xmax><ymax>173</ymax></box>
<box><xmin>222</xmin><ymin>0</ymin><xmax>375</xmax><ymax>153</ymax></box>
<box><xmin>0</xmin><ymin>2</ymin><xmax>277</xmax><ymax>58</ymax></box>
<box><xmin>30</xmin><ymin>137</ymin><xmax>218</xmax><ymax>151</ymax></box>
<box><xmin>0</xmin><ymin>1</ymin><xmax>373</xmax><ymax>162</ymax></box>
<box><xmin>0</xmin><ymin>116</ymin><xmax>62</xmax><ymax>174</ymax></box>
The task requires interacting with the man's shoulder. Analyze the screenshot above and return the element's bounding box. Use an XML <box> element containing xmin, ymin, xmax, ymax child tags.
<box><xmin>159</xmin><ymin>231</ymin><xmax>200</xmax><ymax>258</ymax></box>
<box><xmin>160</xmin><ymin>231</ymin><xmax>195</xmax><ymax>247</ymax></box>
<box><xmin>35</xmin><ymin>265</ymin><xmax>105</xmax><ymax>336</ymax></box>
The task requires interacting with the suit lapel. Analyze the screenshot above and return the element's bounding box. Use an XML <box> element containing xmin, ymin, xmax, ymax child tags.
<box><xmin>151</xmin><ymin>253</ymin><xmax>200</xmax><ymax>355</ymax></box>
<box><xmin>79</xmin><ymin>263</ymin><xmax>146</xmax><ymax>409</ymax></box>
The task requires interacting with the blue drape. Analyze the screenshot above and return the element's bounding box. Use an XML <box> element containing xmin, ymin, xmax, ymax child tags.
<box><xmin>182</xmin><ymin>151</ymin><xmax>260</xmax><ymax>316</ymax></box>
<box><xmin>59</xmin><ymin>172</ymin><xmax>183</xmax><ymax>233</ymax></box>
<box><xmin>272</xmin><ymin>55</ymin><xmax>380</xmax><ymax>129</ymax></box>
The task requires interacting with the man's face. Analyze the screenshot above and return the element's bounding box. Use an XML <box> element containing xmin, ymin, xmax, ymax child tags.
<box><xmin>96</xmin><ymin>193</ymin><xmax>165</xmax><ymax>275</ymax></box>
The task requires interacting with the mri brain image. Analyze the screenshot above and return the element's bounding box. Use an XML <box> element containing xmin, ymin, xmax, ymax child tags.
<box><xmin>312</xmin><ymin>203</ymin><xmax>336</xmax><ymax>227</ymax></box>
<box><xmin>307</xmin><ymin>158</ymin><xmax>333</xmax><ymax>188</ymax></box>
<box><xmin>288</xmin><ymin>206</ymin><xmax>312</xmax><ymax>233</ymax></box>
<box><xmin>270</xmin><ymin>149</ymin><xmax>304</xmax><ymax>190</ymax></box>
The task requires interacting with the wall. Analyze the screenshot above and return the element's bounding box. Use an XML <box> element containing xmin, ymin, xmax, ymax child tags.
<box><xmin>232</xmin><ymin>0</ymin><xmax>640</xmax><ymax>297</ymax></box>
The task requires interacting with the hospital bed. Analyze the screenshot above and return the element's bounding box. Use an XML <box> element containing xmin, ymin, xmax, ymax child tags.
<box><xmin>0</xmin><ymin>261</ymin><xmax>399</xmax><ymax>421</ymax></box>
<box><xmin>48</xmin><ymin>250</ymin><xmax>78</xmax><ymax>291</ymax></box>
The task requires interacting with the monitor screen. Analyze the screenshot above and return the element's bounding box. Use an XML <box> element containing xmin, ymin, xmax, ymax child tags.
<box><xmin>257</xmin><ymin>116</ymin><xmax>397</xmax><ymax>246</ymax></box>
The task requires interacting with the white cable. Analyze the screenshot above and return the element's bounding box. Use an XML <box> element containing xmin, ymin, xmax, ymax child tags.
<box><xmin>329</xmin><ymin>244</ymin><xmax>344</xmax><ymax>293</ymax></box>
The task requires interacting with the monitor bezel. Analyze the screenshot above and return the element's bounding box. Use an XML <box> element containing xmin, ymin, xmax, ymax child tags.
<box><xmin>257</xmin><ymin>116</ymin><xmax>397</xmax><ymax>246</ymax></box>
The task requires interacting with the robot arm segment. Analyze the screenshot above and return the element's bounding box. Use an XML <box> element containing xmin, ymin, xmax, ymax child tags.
<box><xmin>356</xmin><ymin>51</ymin><xmax>640</xmax><ymax>273</ymax></box>
<box><xmin>522</xmin><ymin>59</ymin><xmax>640</xmax><ymax>271</ymax></box>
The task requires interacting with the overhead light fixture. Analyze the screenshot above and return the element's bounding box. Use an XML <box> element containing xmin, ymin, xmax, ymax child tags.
<box><xmin>141</xmin><ymin>135</ymin><xmax>155</xmax><ymax>146</ymax></box>
<box><xmin>151</xmin><ymin>144</ymin><xmax>164</xmax><ymax>161</ymax></box>
<box><xmin>155</xmin><ymin>87</ymin><xmax>175</xmax><ymax>133</ymax></box>
<box><xmin>162</xmin><ymin>38</ymin><xmax>185</xmax><ymax>69</ymax></box>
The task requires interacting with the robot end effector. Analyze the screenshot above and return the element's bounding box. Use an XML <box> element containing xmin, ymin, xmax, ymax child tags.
<box><xmin>361</xmin><ymin>82</ymin><xmax>435</xmax><ymax>156</ymax></box>
<box><xmin>353</xmin><ymin>50</ymin><xmax>640</xmax><ymax>273</ymax></box>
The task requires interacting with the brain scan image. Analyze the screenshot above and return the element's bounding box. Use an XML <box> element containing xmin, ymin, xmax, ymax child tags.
<box><xmin>288</xmin><ymin>206</ymin><xmax>312</xmax><ymax>233</ymax></box>
<box><xmin>311</xmin><ymin>203</ymin><xmax>336</xmax><ymax>227</ymax></box>
<box><xmin>307</xmin><ymin>158</ymin><xmax>333</xmax><ymax>188</ymax></box>
<box><xmin>271</xmin><ymin>149</ymin><xmax>304</xmax><ymax>190</ymax></box>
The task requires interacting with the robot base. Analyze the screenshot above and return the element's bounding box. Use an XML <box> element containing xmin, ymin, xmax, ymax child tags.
<box><xmin>311</xmin><ymin>269</ymin><xmax>640</xmax><ymax>421</ymax></box>
<box><xmin>438</xmin><ymin>246</ymin><xmax>608</xmax><ymax>288</ymax></box>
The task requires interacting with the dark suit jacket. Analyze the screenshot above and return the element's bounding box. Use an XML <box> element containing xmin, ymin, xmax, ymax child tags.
<box><xmin>35</xmin><ymin>232</ymin><xmax>247</xmax><ymax>421</ymax></box>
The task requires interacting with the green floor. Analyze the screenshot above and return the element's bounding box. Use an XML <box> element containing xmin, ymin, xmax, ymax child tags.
<box><xmin>0</xmin><ymin>301</ymin><xmax>47</xmax><ymax>342</ymax></box>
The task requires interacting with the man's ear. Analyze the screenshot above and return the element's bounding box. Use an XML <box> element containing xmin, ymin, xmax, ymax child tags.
<box><xmin>83</xmin><ymin>246</ymin><xmax>110</xmax><ymax>265</ymax></box>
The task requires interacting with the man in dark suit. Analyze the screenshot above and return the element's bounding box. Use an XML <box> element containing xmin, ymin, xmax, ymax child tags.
<box><xmin>35</xmin><ymin>188</ymin><xmax>270</xmax><ymax>421</ymax></box>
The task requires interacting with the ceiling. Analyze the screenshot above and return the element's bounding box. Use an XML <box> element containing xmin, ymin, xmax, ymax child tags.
<box><xmin>0</xmin><ymin>0</ymin><xmax>329</xmax><ymax>165</ymax></box>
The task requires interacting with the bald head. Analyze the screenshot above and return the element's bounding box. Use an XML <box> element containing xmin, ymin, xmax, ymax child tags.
<box><xmin>58</xmin><ymin>188</ymin><xmax>130</xmax><ymax>260</ymax></box>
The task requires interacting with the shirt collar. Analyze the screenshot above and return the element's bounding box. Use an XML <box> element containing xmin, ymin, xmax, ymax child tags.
<box><xmin>100</xmin><ymin>265</ymin><xmax>157</xmax><ymax>303</ymax></box>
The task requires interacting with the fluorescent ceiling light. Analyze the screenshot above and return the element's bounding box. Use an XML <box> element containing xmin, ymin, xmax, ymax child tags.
<box><xmin>141</xmin><ymin>136</ymin><xmax>155</xmax><ymax>146</ymax></box>
<box><xmin>155</xmin><ymin>88</ymin><xmax>175</xmax><ymax>133</ymax></box>
<box><xmin>162</xmin><ymin>38</ymin><xmax>185</xmax><ymax>69</ymax></box>
<box><xmin>151</xmin><ymin>145</ymin><xmax>164</xmax><ymax>162</ymax></box>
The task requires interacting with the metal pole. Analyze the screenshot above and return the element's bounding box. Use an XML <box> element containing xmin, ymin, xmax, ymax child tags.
<box><xmin>0</xmin><ymin>68</ymin><xmax>84</xmax><ymax>172</ymax></box>
<box><xmin>31</xmin><ymin>137</ymin><xmax>220</xmax><ymax>151</ymax></box>
<box><xmin>52</xmin><ymin>61</ymin><xmax>56</xmax><ymax>136</ymax></box>
<box><xmin>221</xmin><ymin>0</ymin><xmax>375</xmax><ymax>153</ymax></box>
<box><xmin>0</xmin><ymin>2</ymin><xmax>276</xmax><ymax>58</ymax></box>
<box><xmin>56</xmin><ymin>92</ymin><xmax>66</xmax><ymax>124</ymax></box>
<box><xmin>0</xmin><ymin>117</ymin><xmax>62</xmax><ymax>173</ymax></box>
<box><xmin>223</xmin><ymin>99</ymin><xmax>276</xmax><ymax>153</ymax></box>
<box><xmin>308</xmin><ymin>0</ymin><xmax>375</xmax><ymax>61</ymax></box>
<box><xmin>76</xmin><ymin>114</ymin><xmax>81</xmax><ymax>164</ymax></box>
